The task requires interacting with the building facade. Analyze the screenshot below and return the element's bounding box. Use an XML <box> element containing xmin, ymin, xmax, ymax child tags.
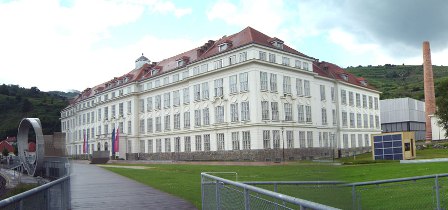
<box><xmin>60</xmin><ymin>27</ymin><xmax>381</xmax><ymax>160</ymax></box>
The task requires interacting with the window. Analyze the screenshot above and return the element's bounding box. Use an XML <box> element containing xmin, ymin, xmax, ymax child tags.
<box><xmin>147</xmin><ymin>139</ymin><xmax>153</xmax><ymax>153</ymax></box>
<box><xmin>229</xmin><ymin>75</ymin><xmax>238</xmax><ymax>93</ymax></box>
<box><xmin>232</xmin><ymin>132</ymin><xmax>240</xmax><ymax>150</ymax></box>
<box><xmin>194</xmin><ymin>84</ymin><xmax>201</xmax><ymax>101</ymax></box>
<box><xmin>283</xmin><ymin>76</ymin><xmax>291</xmax><ymax>94</ymax></box>
<box><xmin>263</xmin><ymin>130</ymin><xmax>270</xmax><ymax>149</ymax></box>
<box><xmin>322</xmin><ymin>108</ymin><xmax>327</xmax><ymax>125</ymax></box>
<box><xmin>299</xmin><ymin>131</ymin><xmax>306</xmax><ymax>148</ymax></box>
<box><xmin>240</xmin><ymin>72</ymin><xmax>248</xmax><ymax>92</ymax></box>
<box><xmin>104</xmin><ymin>107</ymin><xmax>109</xmax><ymax>120</ymax></box>
<box><xmin>163</xmin><ymin>93</ymin><xmax>170</xmax><ymax>108</ymax></box>
<box><xmin>362</xmin><ymin>95</ymin><xmax>367</xmax><ymax>108</ymax></box>
<box><xmin>323</xmin><ymin>132</ymin><xmax>329</xmax><ymax>147</ymax></box>
<box><xmin>375</xmin><ymin>115</ymin><xmax>380</xmax><ymax>128</ymax></box>
<box><xmin>174</xmin><ymin>137</ymin><xmax>180</xmax><ymax>152</ymax></box>
<box><xmin>342</xmin><ymin>111</ymin><xmax>348</xmax><ymax>127</ymax></box>
<box><xmin>305</xmin><ymin>105</ymin><xmax>312</xmax><ymax>123</ymax></box>
<box><xmin>350</xmin><ymin>113</ymin><xmax>355</xmax><ymax>127</ymax></box>
<box><xmin>295</xmin><ymin>60</ymin><xmax>301</xmax><ymax>68</ymax></box>
<box><xmin>215</xmin><ymin>106</ymin><xmax>224</xmax><ymax>123</ymax></box>
<box><xmin>320</xmin><ymin>85</ymin><xmax>326</xmax><ymax>101</ymax></box>
<box><xmin>369</xmin><ymin>96</ymin><xmax>373</xmax><ymax>109</ymax></box>
<box><xmin>165</xmin><ymin>138</ymin><xmax>171</xmax><ymax>152</ymax></box>
<box><xmin>370</xmin><ymin>114</ymin><xmax>374</xmax><ymax>128</ymax></box>
<box><xmin>147</xmin><ymin>118</ymin><xmax>153</xmax><ymax>133</ymax></box>
<box><xmin>229</xmin><ymin>55</ymin><xmax>236</xmax><ymax>65</ymax></box>
<box><xmin>239</xmin><ymin>52</ymin><xmax>247</xmax><ymax>62</ymax></box>
<box><xmin>351</xmin><ymin>134</ymin><xmax>356</xmax><ymax>148</ymax></box>
<box><xmin>146</xmin><ymin>97</ymin><xmax>152</xmax><ymax>112</ymax></box>
<box><xmin>184</xmin><ymin>112</ymin><xmax>190</xmax><ymax>128</ymax></box>
<box><xmin>201</xmin><ymin>64</ymin><xmax>208</xmax><ymax>73</ymax></box>
<box><xmin>331</xmin><ymin>87</ymin><xmax>335</xmax><ymax>101</ymax></box>
<box><xmin>259</xmin><ymin>51</ymin><xmax>266</xmax><ymax>61</ymax></box>
<box><xmin>273</xmin><ymin>130</ymin><xmax>280</xmax><ymax>149</ymax></box>
<box><xmin>202</xmin><ymin>82</ymin><xmax>209</xmax><ymax>99</ymax></box>
<box><xmin>231</xmin><ymin>103</ymin><xmax>239</xmax><ymax>122</ymax></box>
<box><xmin>282</xmin><ymin>57</ymin><xmax>290</xmax><ymax>66</ymax></box>
<box><xmin>341</xmin><ymin>90</ymin><xmax>347</xmax><ymax>105</ymax></box>
<box><xmin>155</xmin><ymin>95</ymin><xmax>161</xmax><ymax>110</ymax></box>
<box><xmin>163</xmin><ymin>77</ymin><xmax>169</xmax><ymax>85</ymax></box>
<box><xmin>241</xmin><ymin>102</ymin><xmax>250</xmax><ymax>121</ymax></box>
<box><xmin>214</xmin><ymin>78</ymin><xmax>224</xmax><ymax>97</ymax></box>
<box><xmin>194</xmin><ymin>110</ymin><xmax>201</xmax><ymax>126</ymax></box>
<box><xmin>296</xmin><ymin>79</ymin><xmax>303</xmax><ymax>96</ymax></box>
<box><xmin>204</xmin><ymin>134</ymin><xmax>210</xmax><ymax>151</ymax></box>
<box><xmin>193</xmin><ymin>66</ymin><xmax>200</xmax><ymax>75</ymax></box>
<box><xmin>156</xmin><ymin>139</ymin><xmax>162</xmax><ymax>153</ymax></box>
<box><xmin>173</xmin><ymin>74</ymin><xmax>179</xmax><ymax>82</ymax></box>
<box><xmin>374</xmin><ymin>97</ymin><xmax>379</xmax><ymax>110</ymax></box>
<box><xmin>98</xmin><ymin>108</ymin><xmax>101</xmax><ymax>121</ymax></box>
<box><xmin>183</xmin><ymin>87</ymin><xmax>190</xmax><ymax>104</ymax></box>
<box><xmin>195</xmin><ymin>135</ymin><xmax>202</xmax><ymax>151</ymax></box>
<box><xmin>242</xmin><ymin>131</ymin><xmax>251</xmax><ymax>150</ymax></box>
<box><xmin>284</xmin><ymin>103</ymin><xmax>292</xmax><ymax>121</ymax></box>
<box><xmin>304</xmin><ymin>80</ymin><xmax>310</xmax><ymax>97</ymax></box>
<box><xmin>307</xmin><ymin>131</ymin><xmax>313</xmax><ymax>148</ymax></box>
<box><xmin>218</xmin><ymin>43</ymin><xmax>228</xmax><ymax>52</ymax></box>
<box><xmin>203</xmin><ymin>108</ymin><xmax>210</xmax><ymax>125</ymax></box>
<box><xmin>127</xmin><ymin>121</ymin><xmax>132</xmax><ymax>135</ymax></box>
<box><xmin>182</xmin><ymin>70</ymin><xmax>189</xmax><ymax>80</ymax></box>
<box><xmin>342</xmin><ymin>134</ymin><xmax>348</xmax><ymax>148</ymax></box>
<box><xmin>271</xmin><ymin>102</ymin><xmax>279</xmax><ymax>121</ymax></box>
<box><xmin>261</xmin><ymin>101</ymin><xmax>270</xmax><ymax>120</ymax></box>
<box><xmin>268</xmin><ymin>53</ymin><xmax>276</xmax><ymax>63</ymax></box>
<box><xmin>298</xmin><ymin>105</ymin><xmax>305</xmax><ymax>123</ymax></box>
<box><xmin>260</xmin><ymin>72</ymin><xmax>268</xmax><ymax>91</ymax></box>
<box><xmin>214</xmin><ymin>59</ymin><xmax>223</xmax><ymax>69</ymax></box>
<box><xmin>165</xmin><ymin>115</ymin><xmax>171</xmax><ymax>131</ymax></box>
<box><xmin>217</xmin><ymin>133</ymin><xmax>225</xmax><ymax>151</ymax></box>
<box><xmin>349</xmin><ymin>92</ymin><xmax>354</xmax><ymax>106</ymax></box>
<box><xmin>357</xmin><ymin>113</ymin><xmax>362</xmax><ymax>128</ymax></box>
<box><xmin>174</xmin><ymin>113</ymin><xmax>180</xmax><ymax>129</ymax></box>
<box><xmin>139</xmin><ymin>119</ymin><xmax>145</xmax><ymax>133</ymax></box>
<box><xmin>286</xmin><ymin>131</ymin><xmax>294</xmax><ymax>148</ymax></box>
<box><xmin>172</xmin><ymin>91</ymin><xmax>180</xmax><ymax>107</ymax></box>
<box><xmin>364</xmin><ymin>134</ymin><xmax>369</xmax><ymax>147</ymax></box>
<box><xmin>156</xmin><ymin>117</ymin><xmax>161</xmax><ymax>132</ymax></box>
<box><xmin>363</xmin><ymin>114</ymin><xmax>368</xmax><ymax>128</ymax></box>
<box><xmin>356</xmin><ymin>93</ymin><xmax>361</xmax><ymax>107</ymax></box>
<box><xmin>270</xmin><ymin>74</ymin><xmax>277</xmax><ymax>92</ymax></box>
<box><xmin>184</xmin><ymin>136</ymin><xmax>191</xmax><ymax>152</ymax></box>
<box><xmin>358</xmin><ymin>134</ymin><xmax>363</xmax><ymax>148</ymax></box>
<box><xmin>303</xmin><ymin>62</ymin><xmax>309</xmax><ymax>70</ymax></box>
<box><xmin>127</xmin><ymin>101</ymin><xmax>132</xmax><ymax>114</ymax></box>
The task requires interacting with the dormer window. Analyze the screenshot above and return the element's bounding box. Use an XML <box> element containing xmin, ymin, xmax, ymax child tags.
<box><xmin>151</xmin><ymin>69</ymin><xmax>159</xmax><ymax>75</ymax></box>
<box><xmin>218</xmin><ymin>43</ymin><xmax>229</xmax><ymax>52</ymax></box>
<box><xmin>360</xmin><ymin>80</ymin><xmax>368</xmax><ymax>86</ymax></box>
<box><xmin>124</xmin><ymin>77</ymin><xmax>129</xmax><ymax>83</ymax></box>
<box><xmin>177</xmin><ymin>60</ymin><xmax>185</xmax><ymax>67</ymax></box>
<box><xmin>269</xmin><ymin>37</ymin><xmax>284</xmax><ymax>49</ymax></box>
<box><xmin>340</xmin><ymin>74</ymin><xmax>349</xmax><ymax>81</ymax></box>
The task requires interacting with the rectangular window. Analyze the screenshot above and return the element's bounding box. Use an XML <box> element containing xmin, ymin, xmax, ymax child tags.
<box><xmin>259</xmin><ymin>51</ymin><xmax>266</xmax><ymax>61</ymax></box>
<box><xmin>184</xmin><ymin>112</ymin><xmax>190</xmax><ymax>129</ymax></box>
<box><xmin>268</xmin><ymin>53</ymin><xmax>276</xmax><ymax>63</ymax></box>
<box><xmin>201</xmin><ymin>64</ymin><xmax>208</xmax><ymax>73</ymax></box>
<box><xmin>214</xmin><ymin>59</ymin><xmax>223</xmax><ymax>69</ymax></box>
<box><xmin>322</xmin><ymin>108</ymin><xmax>327</xmax><ymax>125</ymax></box>
<box><xmin>147</xmin><ymin>118</ymin><xmax>153</xmax><ymax>133</ymax></box>
<box><xmin>357</xmin><ymin>113</ymin><xmax>362</xmax><ymax>128</ymax></box>
<box><xmin>365</xmin><ymin>134</ymin><xmax>369</xmax><ymax>147</ymax></box>
<box><xmin>374</xmin><ymin>97</ymin><xmax>379</xmax><ymax>110</ymax></box>
<box><xmin>139</xmin><ymin>119</ymin><xmax>145</xmax><ymax>133</ymax></box>
<box><xmin>214</xmin><ymin>78</ymin><xmax>224</xmax><ymax>97</ymax></box>
<box><xmin>370</xmin><ymin>114</ymin><xmax>374</xmax><ymax>128</ymax></box>
<box><xmin>215</xmin><ymin>106</ymin><xmax>224</xmax><ymax>123</ymax></box>
<box><xmin>217</xmin><ymin>133</ymin><xmax>225</xmax><ymax>151</ymax></box>
<box><xmin>194</xmin><ymin>110</ymin><xmax>201</xmax><ymax>127</ymax></box>
<box><xmin>173</xmin><ymin>91</ymin><xmax>180</xmax><ymax>106</ymax></box>
<box><xmin>283</xmin><ymin>76</ymin><xmax>291</xmax><ymax>94</ymax></box>
<box><xmin>296</xmin><ymin>79</ymin><xmax>303</xmax><ymax>96</ymax></box>
<box><xmin>273</xmin><ymin>130</ymin><xmax>280</xmax><ymax>149</ymax></box>
<box><xmin>173</xmin><ymin>74</ymin><xmax>179</xmax><ymax>82</ymax></box>
<box><xmin>342</xmin><ymin>134</ymin><xmax>348</xmax><ymax>149</ymax></box>
<box><xmin>299</xmin><ymin>131</ymin><xmax>306</xmax><ymax>148</ymax></box>
<box><xmin>261</xmin><ymin>101</ymin><xmax>270</xmax><ymax>120</ymax></box>
<box><xmin>163</xmin><ymin>77</ymin><xmax>169</xmax><ymax>85</ymax></box>
<box><xmin>369</xmin><ymin>96</ymin><xmax>373</xmax><ymax>109</ymax></box>
<box><xmin>286</xmin><ymin>131</ymin><xmax>294</xmax><ymax>148</ymax></box>
<box><xmin>127</xmin><ymin>121</ymin><xmax>132</xmax><ymax>135</ymax></box>
<box><xmin>271</xmin><ymin>102</ymin><xmax>279</xmax><ymax>121</ymax></box>
<box><xmin>139</xmin><ymin>99</ymin><xmax>145</xmax><ymax>113</ymax></box>
<box><xmin>270</xmin><ymin>73</ymin><xmax>277</xmax><ymax>92</ymax></box>
<box><xmin>127</xmin><ymin>101</ymin><xmax>132</xmax><ymax>114</ymax></box>
<box><xmin>229</xmin><ymin>55</ymin><xmax>236</xmax><ymax>65</ymax></box>
<box><xmin>240</xmin><ymin>72</ymin><xmax>248</xmax><ymax>92</ymax></box>
<box><xmin>295</xmin><ymin>60</ymin><xmax>301</xmax><ymax>68</ymax></box>
<box><xmin>229</xmin><ymin>75</ymin><xmax>238</xmax><ymax>94</ymax></box>
<box><xmin>323</xmin><ymin>132</ymin><xmax>329</xmax><ymax>147</ymax></box>
<box><xmin>331</xmin><ymin>87</ymin><xmax>335</xmax><ymax>101</ymax></box>
<box><xmin>203</xmin><ymin>108</ymin><xmax>210</xmax><ymax>125</ymax></box>
<box><xmin>148</xmin><ymin>139</ymin><xmax>153</xmax><ymax>153</ymax></box>
<box><xmin>375</xmin><ymin>115</ymin><xmax>380</xmax><ymax>128</ymax></box>
<box><xmin>204</xmin><ymin>134</ymin><xmax>211</xmax><ymax>151</ymax></box>
<box><xmin>242</xmin><ymin>131</ymin><xmax>250</xmax><ymax>150</ymax></box>
<box><xmin>350</xmin><ymin>113</ymin><xmax>355</xmax><ymax>127</ymax></box>
<box><xmin>320</xmin><ymin>85</ymin><xmax>326</xmax><ymax>101</ymax></box>
<box><xmin>241</xmin><ymin>102</ymin><xmax>250</xmax><ymax>121</ymax></box>
<box><xmin>298</xmin><ymin>105</ymin><xmax>305</xmax><ymax>123</ymax></box>
<box><xmin>98</xmin><ymin>108</ymin><xmax>101</xmax><ymax>121</ymax></box>
<box><xmin>184</xmin><ymin>136</ymin><xmax>191</xmax><ymax>152</ymax></box>
<box><xmin>195</xmin><ymin>135</ymin><xmax>202</xmax><ymax>151</ymax></box>
<box><xmin>356</xmin><ymin>93</ymin><xmax>361</xmax><ymax>107</ymax></box>
<box><xmin>351</xmin><ymin>134</ymin><xmax>356</xmax><ymax>148</ymax></box>
<box><xmin>260</xmin><ymin>72</ymin><xmax>268</xmax><ymax>91</ymax></box>
<box><xmin>163</xmin><ymin>93</ymin><xmax>170</xmax><ymax>108</ymax></box>
<box><xmin>155</xmin><ymin>117</ymin><xmax>161</xmax><ymax>132</ymax></box>
<box><xmin>349</xmin><ymin>92</ymin><xmax>354</xmax><ymax>106</ymax></box>
<box><xmin>358</xmin><ymin>134</ymin><xmax>363</xmax><ymax>148</ymax></box>
<box><xmin>304</xmin><ymin>80</ymin><xmax>310</xmax><ymax>97</ymax></box>
<box><xmin>202</xmin><ymin>82</ymin><xmax>209</xmax><ymax>99</ymax></box>
<box><xmin>362</xmin><ymin>95</ymin><xmax>367</xmax><ymax>108</ymax></box>
<box><xmin>156</xmin><ymin>139</ymin><xmax>162</xmax><ymax>153</ymax></box>
<box><xmin>232</xmin><ymin>132</ymin><xmax>240</xmax><ymax>150</ymax></box>
<box><xmin>146</xmin><ymin>97</ymin><xmax>153</xmax><ymax>112</ymax></box>
<box><xmin>284</xmin><ymin>103</ymin><xmax>292</xmax><ymax>121</ymax></box>
<box><xmin>263</xmin><ymin>130</ymin><xmax>270</xmax><ymax>149</ymax></box>
<box><xmin>165</xmin><ymin>138</ymin><xmax>171</xmax><ymax>152</ymax></box>
<box><xmin>307</xmin><ymin>131</ymin><xmax>313</xmax><ymax>147</ymax></box>
<box><xmin>174</xmin><ymin>137</ymin><xmax>180</xmax><ymax>152</ymax></box>
<box><xmin>164</xmin><ymin>115</ymin><xmax>170</xmax><ymax>131</ymax></box>
<box><xmin>363</xmin><ymin>114</ymin><xmax>368</xmax><ymax>128</ymax></box>
<box><xmin>305</xmin><ymin>105</ymin><xmax>312</xmax><ymax>123</ymax></box>
<box><xmin>341</xmin><ymin>90</ymin><xmax>347</xmax><ymax>105</ymax></box>
<box><xmin>239</xmin><ymin>52</ymin><xmax>247</xmax><ymax>62</ymax></box>
<box><xmin>193</xmin><ymin>66</ymin><xmax>200</xmax><ymax>75</ymax></box>
<box><xmin>174</xmin><ymin>113</ymin><xmax>180</xmax><ymax>129</ymax></box>
<box><xmin>282</xmin><ymin>57</ymin><xmax>290</xmax><ymax>66</ymax></box>
<box><xmin>182</xmin><ymin>70</ymin><xmax>189</xmax><ymax>80</ymax></box>
<box><xmin>183</xmin><ymin>88</ymin><xmax>190</xmax><ymax>104</ymax></box>
<box><xmin>155</xmin><ymin>95</ymin><xmax>161</xmax><ymax>110</ymax></box>
<box><xmin>194</xmin><ymin>84</ymin><xmax>201</xmax><ymax>101</ymax></box>
<box><xmin>342</xmin><ymin>111</ymin><xmax>348</xmax><ymax>127</ymax></box>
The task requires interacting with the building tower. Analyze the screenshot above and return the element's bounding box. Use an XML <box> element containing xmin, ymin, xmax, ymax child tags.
<box><xmin>423</xmin><ymin>41</ymin><xmax>436</xmax><ymax>143</ymax></box>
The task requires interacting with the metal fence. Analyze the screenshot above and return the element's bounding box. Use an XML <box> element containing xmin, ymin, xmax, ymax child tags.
<box><xmin>201</xmin><ymin>172</ymin><xmax>340</xmax><ymax>210</ymax></box>
<box><xmin>348</xmin><ymin>173</ymin><xmax>448</xmax><ymax>210</ymax></box>
<box><xmin>0</xmin><ymin>175</ymin><xmax>71</xmax><ymax>210</ymax></box>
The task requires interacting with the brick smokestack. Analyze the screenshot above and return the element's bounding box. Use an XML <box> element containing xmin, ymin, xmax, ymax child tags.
<box><xmin>423</xmin><ymin>41</ymin><xmax>436</xmax><ymax>143</ymax></box>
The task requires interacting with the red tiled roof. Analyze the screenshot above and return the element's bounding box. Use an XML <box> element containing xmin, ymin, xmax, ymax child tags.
<box><xmin>313</xmin><ymin>61</ymin><xmax>376</xmax><ymax>90</ymax></box>
<box><xmin>0</xmin><ymin>141</ymin><xmax>14</xmax><ymax>153</ymax></box>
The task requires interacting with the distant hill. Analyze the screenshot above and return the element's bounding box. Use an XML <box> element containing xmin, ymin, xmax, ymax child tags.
<box><xmin>345</xmin><ymin>64</ymin><xmax>448</xmax><ymax>100</ymax></box>
<box><xmin>0</xmin><ymin>84</ymin><xmax>70</xmax><ymax>140</ymax></box>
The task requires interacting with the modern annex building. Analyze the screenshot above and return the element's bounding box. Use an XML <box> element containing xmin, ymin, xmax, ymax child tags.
<box><xmin>60</xmin><ymin>27</ymin><xmax>381</xmax><ymax>160</ymax></box>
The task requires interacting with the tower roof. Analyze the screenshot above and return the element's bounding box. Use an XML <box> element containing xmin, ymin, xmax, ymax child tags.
<box><xmin>135</xmin><ymin>53</ymin><xmax>149</xmax><ymax>62</ymax></box>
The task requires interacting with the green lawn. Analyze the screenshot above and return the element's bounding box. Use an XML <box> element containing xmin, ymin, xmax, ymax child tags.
<box><xmin>103</xmin><ymin>149</ymin><xmax>448</xmax><ymax>209</ymax></box>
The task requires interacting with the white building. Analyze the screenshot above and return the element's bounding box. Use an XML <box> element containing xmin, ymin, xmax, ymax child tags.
<box><xmin>60</xmin><ymin>27</ymin><xmax>381</xmax><ymax>160</ymax></box>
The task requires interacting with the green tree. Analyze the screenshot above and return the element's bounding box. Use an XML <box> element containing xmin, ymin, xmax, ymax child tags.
<box><xmin>2</xmin><ymin>147</ymin><xmax>9</xmax><ymax>157</ymax></box>
<box><xmin>435</xmin><ymin>78</ymin><xmax>448</xmax><ymax>138</ymax></box>
<box><xmin>22</xmin><ymin>98</ymin><xmax>33</xmax><ymax>113</ymax></box>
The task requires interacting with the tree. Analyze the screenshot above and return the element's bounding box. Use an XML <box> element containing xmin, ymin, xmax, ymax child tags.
<box><xmin>22</xmin><ymin>98</ymin><xmax>33</xmax><ymax>113</ymax></box>
<box><xmin>435</xmin><ymin>78</ymin><xmax>448</xmax><ymax>138</ymax></box>
<box><xmin>2</xmin><ymin>147</ymin><xmax>9</xmax><ymax>157</ymax></box>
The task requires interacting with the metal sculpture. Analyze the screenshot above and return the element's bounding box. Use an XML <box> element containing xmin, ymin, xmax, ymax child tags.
<box><xmin>17</xmin><ymin>118</ymin><xmax>44</xmax><ymax>176</ymax></box>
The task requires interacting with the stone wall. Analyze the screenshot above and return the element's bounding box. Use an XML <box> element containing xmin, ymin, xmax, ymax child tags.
<box><xmin>126</xmin><ymin>147</ymin><xmax>371</xmax><ymax>161</ymax></box>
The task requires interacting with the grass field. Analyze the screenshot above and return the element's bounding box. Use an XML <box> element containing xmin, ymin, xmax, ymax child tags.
<box><xmin>103</xmin><ymin>148</ymin><xmax>448</xmax><ymax>209</ymax></box>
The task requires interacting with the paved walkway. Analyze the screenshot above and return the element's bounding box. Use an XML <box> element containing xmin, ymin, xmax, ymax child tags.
<box><xmin>71</xmin><ymin>162</ymin><xmax>197</xmax><ymax>210</ymax></box>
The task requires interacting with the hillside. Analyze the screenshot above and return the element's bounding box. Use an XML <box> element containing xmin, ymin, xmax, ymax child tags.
<box><xmin>345</xmin><ymin>64</ymin><xmax>448</xmax><ymax>100</ymax></box>
<box><xmin>0</xmin><ymin>84</ymin><xmax>70</xmax><ymax>140</ymax></box>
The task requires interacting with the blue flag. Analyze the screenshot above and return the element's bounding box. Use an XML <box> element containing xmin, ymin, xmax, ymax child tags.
<box><xmin>111</xmin><ymin>127</ymin><xmax>115</xmax><ymax>155</ymax></box>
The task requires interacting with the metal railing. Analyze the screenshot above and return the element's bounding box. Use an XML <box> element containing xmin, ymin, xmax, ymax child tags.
<box><xmin>348</xmin><ymin>173</ymin><xmax>448</xmax><ymax>210</ymax></box>
<box><xmin>0</xmin><ymin>175</ymin><xmax>71</xmax><ymax>210</ymax></box>
<box><xmin>201</xmin><ymin>172</ymin><xmax>340</xmax><ymax>210</ymax></box>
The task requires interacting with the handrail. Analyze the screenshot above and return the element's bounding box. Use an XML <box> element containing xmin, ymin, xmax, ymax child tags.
<box><xmin>348</xmin><ymin>173</ymin><xmax>448</xmax><ymax>186</ymax></box>
<box><xmin>243</xmin><ymin>181</ymin><xmax>344</xmax><ymax>185</ymax></box>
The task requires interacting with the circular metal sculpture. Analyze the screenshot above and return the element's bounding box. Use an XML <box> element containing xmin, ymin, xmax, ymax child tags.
<box><xmin>17</xmin><ymin>118</ymin><xmax>44</xmax><ymax>176</ymax></box>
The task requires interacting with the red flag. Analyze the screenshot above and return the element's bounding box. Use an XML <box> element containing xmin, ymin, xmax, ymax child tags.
<box><xmin>115</xmin><ymin>128</ymin><xmax>119</xmax><ymax>152</ymax></box>
<box><xmin>83</xmin><ymin>130</ymin><xmax>86</xmax><ymax>154</ymax></box>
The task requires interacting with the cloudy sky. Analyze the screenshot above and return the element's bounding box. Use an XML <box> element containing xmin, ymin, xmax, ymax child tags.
<box><xmin>0</xmin><ymin>0</ymin><xmax>447</xmax><ymax>91</ymax></box>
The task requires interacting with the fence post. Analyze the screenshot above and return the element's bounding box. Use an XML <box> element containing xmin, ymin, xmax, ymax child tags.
<box><xmin>216</xmin><ymin>181</ymin><xmax>221</xmax><ymax>210</ymax></box>
<box><xmin>352</xmin><ymin>185</ymin><xmax>357</xmax><ymax>210</ymax></box>
<box><xmin>201</xmin><ymin>175</ymin><xmax>205</xmax><ymax>210</ymax></box>
<box><xmin>244</xmin><ymin>188</ymin><xmax>250</xmax><ymax>210</ymax></box>
<box><xmin>274</xmin><ymin>183</ymin><xmax>279</xmax><ymax>210</ymax></box>
<box><xmin>435</xmin><ymin>175</ymin><xmax>441</xmax><ymax>210</ymax></box>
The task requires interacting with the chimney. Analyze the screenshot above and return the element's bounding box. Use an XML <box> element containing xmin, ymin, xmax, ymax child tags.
<box><xmin>423</xmin><ymin>41</ymin><xmax>436</xmax><ymax>143</ymax></box>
